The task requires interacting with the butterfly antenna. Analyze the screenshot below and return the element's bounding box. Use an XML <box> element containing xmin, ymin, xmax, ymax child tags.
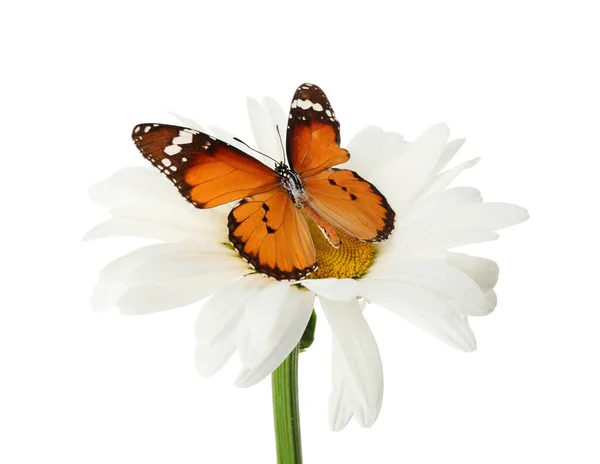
<box><xmin>233</xmin><ymin>137</ymin><xmax>280</xmax><ymax>165</ymax></box>
<box><xmin>276</xmin><ymin>125</ymin><xmax>286</xmax><ymax>166</ymax></box>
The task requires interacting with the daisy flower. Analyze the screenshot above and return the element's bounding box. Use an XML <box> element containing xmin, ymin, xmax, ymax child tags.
<box><xmin>86</xmin><ymin>96</ymin><xmax>528</xmax><ymax>432</ymax></box>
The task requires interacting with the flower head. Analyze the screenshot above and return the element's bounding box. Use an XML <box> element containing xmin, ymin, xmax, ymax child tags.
<box><xmin>87</xmin><ymin>95</ymin><xmax>528</xmax><ymax>430</ymax></box>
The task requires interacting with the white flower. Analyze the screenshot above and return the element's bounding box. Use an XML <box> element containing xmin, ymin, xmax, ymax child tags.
<box><xmin>86</xmin><ymin>96</ymin><xmax>528</xmax><ymax>431</ymax></box>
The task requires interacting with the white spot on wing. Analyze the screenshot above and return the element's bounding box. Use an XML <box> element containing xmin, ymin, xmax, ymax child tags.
<box><xmin>325</xmin><ymin>109</ymin><xmax>332</xmax><ymax>117</ymax></box>
<box><xmin>134</xmin><ymin>126</ymin><xmax>140</xmax><ymax>133</ymax></box>
<box><xmin>173</xmin><ymin>135</ymin><xmax>193</xmax><ymax>145</ymax></box>
<box><xmin>162</xmin><ymin>158</ymin><xmax>172</xmax><ymax>167</ymax></box>
<box><xmin>165</xmin><ymin>145</ymin><xmax>182</xmax><ymax>155</ymax></box>
<box><xmin>144</xmin><ymin>126</ymin><xmax>152</xmax><ymax>133</ymax></box>
<box><xmin>313</xmin><ymin>103</ymin><xmax>323</xmax><ymax>111</ymax></box>
<box><xmin>297</xmin><ymin>99</ymin><xmax>313</xmax><ymax>110</ymax></box>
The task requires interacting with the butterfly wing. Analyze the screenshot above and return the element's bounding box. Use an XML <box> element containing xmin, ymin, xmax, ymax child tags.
<box><xmin>304</xmin><ymin>168</ymin><xmax>395</xmax><ymax>242</ymax></box>
<box><xmin>286</xmin><ymin>83</ymin><xmax>350</xmax><ymax>177</ymax></box>
<box><xmin>285</xmin><ymin>84</ymin><xmax>395</xmax><ymax>243</ymax></box>
<box><xmin>132</xmin><ymin>124</ymin><xmax>279</xmax><ymax>208</ymax></box>
<box><xmin>228</xmin><ymin>190</ymin><xmax>317</xmax><ymax>279</ymax></box>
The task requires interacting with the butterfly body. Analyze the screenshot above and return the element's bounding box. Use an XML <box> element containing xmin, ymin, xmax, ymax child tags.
<box><xmin>275</xmin><ymin>164</ymin><xmax>307</xmax><ymax>207</ymax></box>
<box><xmin>133</xmin><ymin>83</ymin><xmax>395</xmax><ymax>280</ymax></box>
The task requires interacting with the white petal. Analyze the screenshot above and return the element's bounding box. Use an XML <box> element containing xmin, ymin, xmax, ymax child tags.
<box><xmin>445</xmin><ymin>252</ymin><xmax>499</xmax><ymax>291</ymax></box>
<box><xmin>381</xmin><ymin>132</ymin><xmax>406</xmax><ymax>154</ymax></box>
<box><xmin>91</xmin><ymin>243</ymin><xmax>205</xmax><ymax>311</ymax></box>
<box><xmin>246</xmin><ymin>97</ymin><xmax>284</xmax><ymax>164</ymax></box>
<box><xmin>329</xmin><ymin>341</ymin><xmax>354</xmax><ymax>431</ymax></box>
<box><xmin>367</xmin><ymin>261</ymin><xmax>484</xmax><ymax>312</ymax></box>
<box><xmin>483</xmin><ymin>290</ymin><xmax>498</xmax><ymax>315</ymax></box>
<box><xmin>392</xmin><ymin>222</ymin><xmax>499</xmax><ymax>256</ymax></box>
<box><xmin>104</xmin><ymin>241</ymin><xmax>239</xmax><ymax>283</ymax></box>
<box><xmin>195</xmin><ymin>275</ymin><xmax>268</xmax><ymax>376</ymax></box>
<box><xmin>345</xmin><ymin>126</ymin><xmax>385</xmax><ymax>177</ymax></box>
<box><xmin>392</xmin><ymin>202</ymin><xmax>528</xmax><ymax>254</ymax></box>
<box><xmin>235</xmin><ymin>286</ymin><xmax>315</xmax><ymax>387</ymax></box>
<box><xmin>89</xmin><ymin>168</ymin><xmax>182</xmax><ymax>210</ymax></box>
<box><xmin>117</xmin><ymin>270</ymin><xmax>242</xmax><ymax>315</ymax></box>
<box><xmin>464</xmin><ymin>203</ymin><xmax>530</xmax><ymax>230</ymax></box>
<box><xmin>366</xmin><ymin>133</ymin><xmax>409</xmax><ymax>198</ymax></box>
<box><xmin>83</xmin><ymin>216</ymin><xmax>203</xmax><ymax>242</ymax></box>
<box><xmin>383</xmin><ymin>123</ymin><xmax>450</xmax><ymax>209</ymax></box>
<box><xmin>131</xmin><ymin>252</ymin><xmax>247</xmax><ymax>285</ymax></box>
<box><xmin>358</xmin><ymin>279</ymin><xmax>476</xmax><ymax>351</ymax></box>
<box><xmin>301</xmin><ymin>278</ymin><xmax>359</xmax><ymax>301</ymax></box>
<box><xmin>434</xmin><ymin>138</ymin><xmax>466</xmax><ymax>173</ymax></box>
<box><xmin>195</xmin><ymin>337</ymin><xmax>236</xmax><ymax>377</ymax></box>
<box><xmin>237</xmin><ymin>281</ymin><xmax>293</xmax><ymax>348</ymax></box>
<box><xmin>346</xmin><ymin>127</ymin><xmax>407</xmax><ymax>185</ymax></box>
<box><xmin>397</xmin><ymin>187</ymin><xmax>482</xmax><ymax>228</ymax></box>
<box><xmin>166</xmin><ymin>111</ymin><xmax>204</xmax><ymax>131</ymax></box>
<box><xmin>448</xmin><ymin>286</ymin><xmax>498</xmax><ymax>316</ymax></box>
<box><xmin>195</xmin><ymin>275</ymin><xmax>267</xmax><ymax>345</ymax></box>
<box><xmin>421</xmin><ymin>157</ymin><xmax>480</xmax><ymax>197</ymax></box>
<box><xmin>321</xmin><ymin>297</ymin><xmax>383</xmax><ymax>430</ymax></box>
<box><xmin>263</xmin><ymin>96</ymin><xmax>288</xmax><ymax>155</ymax></box>
<box><xmin>98</xmin><ymin>243</ymin><xmax>246</xmax><ymax>314</ymax></box>
<box><xmin>91</xmin><ymin>280</ymin><xmax>127</xmax><ymax>312</ymax></box>
<box><xmin>88</xmin><ymin>168</ymin><xmax>224</xmax><ymax>242</ymax></box>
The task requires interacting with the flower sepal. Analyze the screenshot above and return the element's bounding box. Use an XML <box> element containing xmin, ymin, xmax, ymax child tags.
<box><xmin>299</xmin><ymin>310</ymin><xmax>317</xmax><ymax>353</ymax></box>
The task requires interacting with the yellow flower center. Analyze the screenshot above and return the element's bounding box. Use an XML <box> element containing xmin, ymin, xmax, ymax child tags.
<box><xmin>304</xmin><ymin>214</ymin><xmax>376</xmax><ymax>280</ymax></box>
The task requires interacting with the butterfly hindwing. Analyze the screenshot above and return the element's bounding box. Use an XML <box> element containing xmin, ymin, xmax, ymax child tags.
<box><xmin>286</xmin><ymin>83</ymin><xmax>350</xmax><ymax>177</ymax></box>
<box><xmin>228</xmin><ymin>190</ymin><xmax>317</xmax><ymax>280</ymax></box>
<box><xmin>132</xmin><ymin>124</ymin><xmax>279</xmax><ymax>208</ymax></box>
<box><xmin>303</xmin><ymin>168</ymin><xmax>395</xmax><ymax>242</ymax></box>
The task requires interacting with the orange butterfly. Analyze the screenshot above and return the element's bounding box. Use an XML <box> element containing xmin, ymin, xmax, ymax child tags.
<box><xmin>132</xmin><ymin>83</ymin><xmax>395</xmax><ymax>279</ymax></box>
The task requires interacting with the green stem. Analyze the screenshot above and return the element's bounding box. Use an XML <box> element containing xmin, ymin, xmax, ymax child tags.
<box><xmin>272</xmin><ymin>344</ymin><xmax>303</xmax><ymax>464</ymax></box>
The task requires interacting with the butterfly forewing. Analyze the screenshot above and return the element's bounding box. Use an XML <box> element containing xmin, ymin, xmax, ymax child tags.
<box><xmin>132</xmin><ymin>123</ymin><xmax>279</xmax><ymax>208</ymax></box>
<box><xmin>286</xmin><ymin>83</ymin><xmax>350</xmax><ymax>177</ymax></box>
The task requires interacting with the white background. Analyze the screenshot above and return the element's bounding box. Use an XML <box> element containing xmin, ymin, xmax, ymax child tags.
<box><xmin>1</xmin><ymin>1</ymin><xmax>598</xmax><ymax>463</ymax></box>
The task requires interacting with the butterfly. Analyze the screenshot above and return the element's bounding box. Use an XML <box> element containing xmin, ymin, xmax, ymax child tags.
<box><xmin>132</xmin><ymin>83</ymin><xmax>395</xmax><ymax>280</ymax></box>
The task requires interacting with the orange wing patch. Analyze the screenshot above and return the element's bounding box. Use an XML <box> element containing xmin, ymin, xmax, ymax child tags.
<box><xmin>132</xmin><ymin>124</ymin><xmax>278</xmax><ymax>209</ymax></box>
<box><xmin>286</xmin><ymin>83</ymin><xmax>350</xmax><ymax>177</ymax></box>
<box><xmin>228</xmin><ymin>190</ymin><xmax>317</xmax><ymax>280</ymax></box>
<box><xmin>303</xmin><ymin>169</ymin><xmax>395</xmax><ymax>242</ymax></box>
<box><xmin>184</xmin><ymin>146</ymin><xmax>278</xmax><ymax>208</ymax></box>
<box><xmin>288</xmin><ymin>121</ymin><xmax>350</xmax><ymax>177</ymax></box>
